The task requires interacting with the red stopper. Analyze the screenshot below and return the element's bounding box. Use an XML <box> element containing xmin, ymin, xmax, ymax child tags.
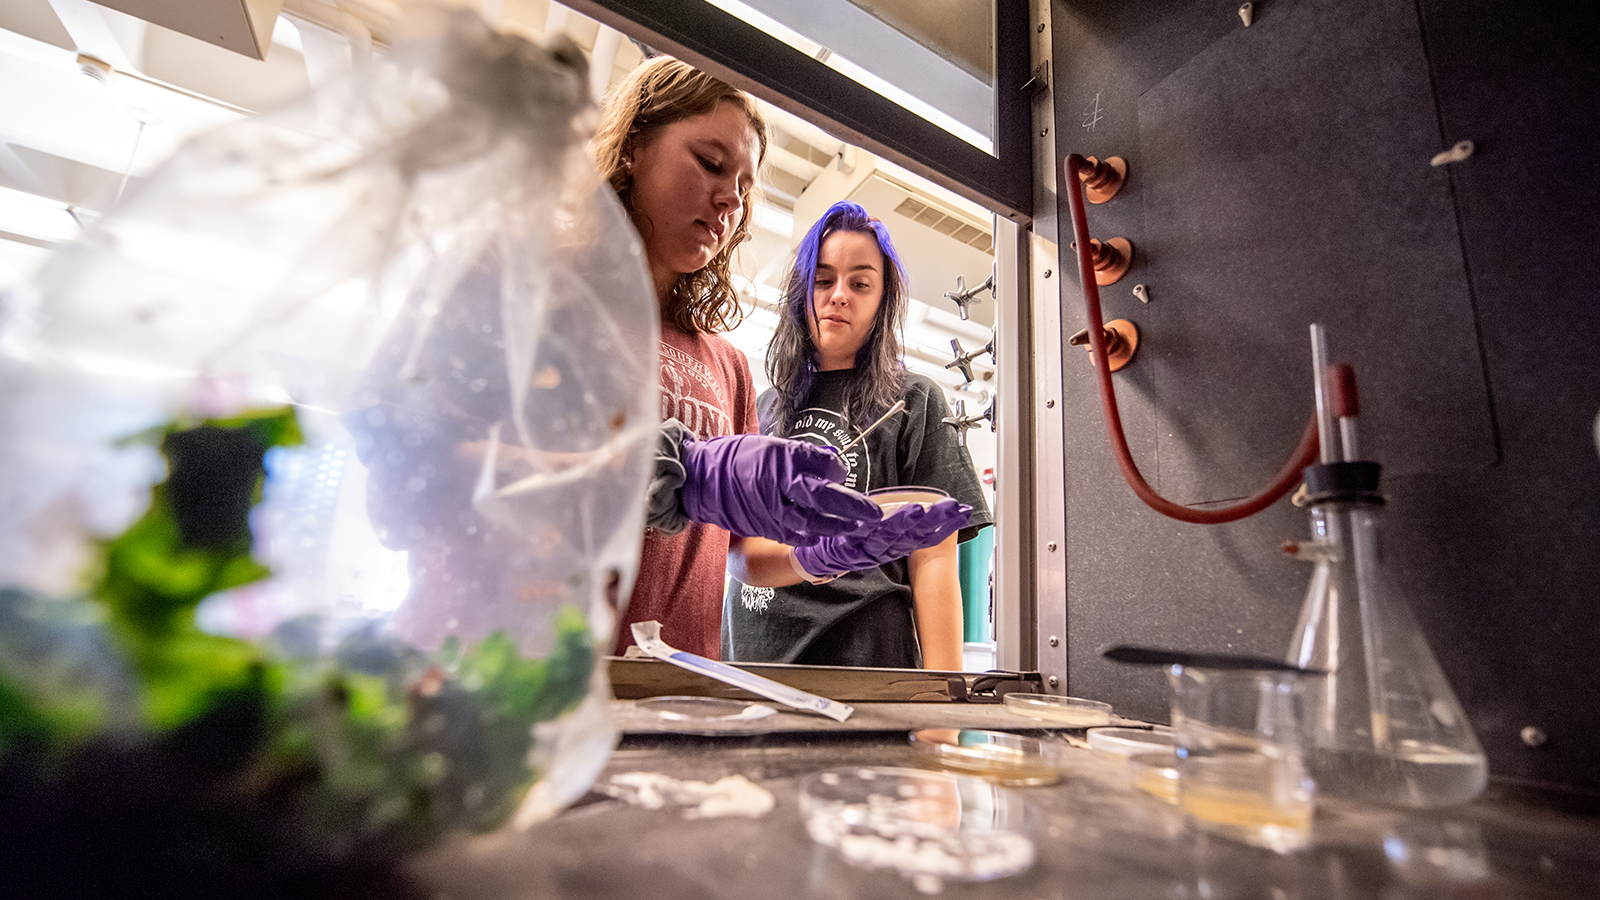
<box><xmin>1329</xmin><ymin>364</ymin><xmax>1359</xmax><ymax>418</ymax></box>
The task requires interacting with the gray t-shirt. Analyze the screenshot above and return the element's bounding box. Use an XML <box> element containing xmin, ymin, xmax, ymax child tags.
<box><xmin>722</xmin><ymin>370</ymin><xmax>992</xmax><ymax>667</ymax></box>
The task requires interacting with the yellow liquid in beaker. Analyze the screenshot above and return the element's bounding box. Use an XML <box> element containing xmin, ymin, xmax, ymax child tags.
<box><xmin>1181</xmin><ymin>783</ymin><xmax>1312</xmax><ymax>833</ymax></box>
<box><xmin>1134</xmin><ymin>766</ymin><xmax>1179</xmax><ymax>804</ymax></box>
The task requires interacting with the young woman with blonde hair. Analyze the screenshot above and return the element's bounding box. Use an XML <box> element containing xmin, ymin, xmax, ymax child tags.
<box><xmin>590</xmin><ymin>56</ymin><xmax>767</xmax><ymax>660</ymax></box>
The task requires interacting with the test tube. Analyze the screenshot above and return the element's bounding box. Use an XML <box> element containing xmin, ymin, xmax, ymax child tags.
<box><xmin>1309</xmin><ymin>324</ymin><xmax>1340</xmax><ymax>464</ymax></box>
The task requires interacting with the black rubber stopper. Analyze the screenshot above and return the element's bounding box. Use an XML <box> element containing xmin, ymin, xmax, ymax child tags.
<box><xmin>1301</xmin><ymin>461</ymin><xmax>1383</xmax><ymax>505</ymax></box>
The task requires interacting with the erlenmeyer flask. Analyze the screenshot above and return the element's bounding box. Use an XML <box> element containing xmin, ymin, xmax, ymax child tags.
<box><xmin>1287</xmin><ymin>461</ymin><xmax>1488</xmax><ymax>807</ymax></box>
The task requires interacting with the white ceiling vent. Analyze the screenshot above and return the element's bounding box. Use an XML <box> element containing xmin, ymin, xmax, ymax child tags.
<box><xmin>892</xmin><ymin>196</ymin><xmax>993</xmax><ymax>254</ymax></box>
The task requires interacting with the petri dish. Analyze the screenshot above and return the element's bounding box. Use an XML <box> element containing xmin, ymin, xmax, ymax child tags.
<box><xmin>800</xmin><ymin>766</ymin><xmax>1035</xmax><ymax>884</ymax></box>
<box><xmin>1127</xmin><ymin>751</ymin><xmax>1180</xmax><ymax>805</ymax></box>
<box><xmin>910</xmin><ymin>728</ymin><xmax>1067</xmax><ymax>786</ymax></box>
<box><xmin>1086</xmin><ymin>726</ymin><xmax>1175</xmax><ymax>757</ymax></box>
<box><xmin>867</xmin><ymin>486</ymin><xmax>949</xmax><ymax>516</ymax></box>
<box><xmin>634</xmin><ymin>696</ymin><xmax>777</xmax><ymax>735</ymax></box>
<box><xmin>1003</xmin><ymin>692</ymin><xmax>1113</xmax><ymax>727</ymax></box>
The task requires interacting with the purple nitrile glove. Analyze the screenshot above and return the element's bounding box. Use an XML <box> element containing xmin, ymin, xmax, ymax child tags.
<box><xmin>680</xmin><ymin>432</ymin><xmax>882</xmax><ymax>544</ymax></box>
<box><xmin>792</xmin><ymin>498</ymin><xmax>972</xmax><ymax>580</ymax></box>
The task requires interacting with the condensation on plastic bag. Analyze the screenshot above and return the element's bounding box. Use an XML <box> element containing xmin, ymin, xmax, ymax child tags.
<box><xmin>0</xmin><ymin>10</ymin><xmax>657</xmax><ymax>822</ymax></box>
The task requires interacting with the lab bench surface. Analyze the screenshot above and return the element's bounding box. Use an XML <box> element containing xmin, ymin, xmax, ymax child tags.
<box><xmin>409</xmin><ymin>720</ymin><xmax>1600</xmax><ymax>900</ymax></box>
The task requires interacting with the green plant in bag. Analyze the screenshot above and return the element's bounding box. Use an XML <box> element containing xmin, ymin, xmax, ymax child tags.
<box><xmin>0</xmin><ymin>407</ymin><xmax>303</xmax><ymax>753</ymax></box>
<box><xmin>92</xmin><ymin>407</ymin><xmax>304</xmax><ymax>730</ymax></box>
<box><xmin>263</xmin><ymin>607</ymin><xmax>593</xmax><ymax>850</ymax></box>
<box><xmin>1</xmin><ymin>404</ymin><xmax>595</xmax><ymax>859</ymax></box>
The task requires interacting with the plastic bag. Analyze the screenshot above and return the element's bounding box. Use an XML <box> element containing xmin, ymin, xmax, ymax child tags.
<box><xmin>0</xmin><ymin>8</ymin><xmax>657</xmax><ymax>851</ymax></box>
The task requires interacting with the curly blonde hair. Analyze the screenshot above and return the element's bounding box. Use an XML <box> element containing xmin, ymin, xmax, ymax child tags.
<box><xmin>594</xmin><ymin>56</ymin><xmax>768</xmax><ymax>334</ymax></box>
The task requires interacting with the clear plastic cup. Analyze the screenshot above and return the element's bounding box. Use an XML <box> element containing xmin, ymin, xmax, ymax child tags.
<box><xmin>1168</xmin><ymin>667</ymin><xmax>1315</xmax><ymax>853</ymax></box>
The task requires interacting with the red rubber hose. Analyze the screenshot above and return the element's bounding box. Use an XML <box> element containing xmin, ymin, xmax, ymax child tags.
<box><xmin>1063</xmin><ymin>153</ymin><xmax>1319</xmax><ymax>524</ymax></box>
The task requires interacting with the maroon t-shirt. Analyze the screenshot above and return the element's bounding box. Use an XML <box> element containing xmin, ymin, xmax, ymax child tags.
<box><xmin>615</xmin><ymin>322</ymin><xmax>757</xmax><ymax>659</ymax></box>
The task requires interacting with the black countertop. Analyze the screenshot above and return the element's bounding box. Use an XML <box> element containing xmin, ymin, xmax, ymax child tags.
<box><xmin>409</xmin><ymin>718</ymin><xmax>1600</xmax><ymax>900</ymax></box>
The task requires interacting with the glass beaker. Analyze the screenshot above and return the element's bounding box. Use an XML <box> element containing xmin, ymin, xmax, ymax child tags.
<box><xmin>1168</xmin><ymin>666</ymin><xmax>1315</xmax><ymax>853</ymax></box>
<box><xmin>1287</xmin><ymin>463</ymin><xmax>1488</xmax><ymax>808</ymax></box>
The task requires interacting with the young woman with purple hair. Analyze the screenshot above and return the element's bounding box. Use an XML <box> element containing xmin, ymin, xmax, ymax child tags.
<box><xmin>723</xmin><ymin>201</ymin><xmax>991</xmax><ymax>669</ymax></box>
